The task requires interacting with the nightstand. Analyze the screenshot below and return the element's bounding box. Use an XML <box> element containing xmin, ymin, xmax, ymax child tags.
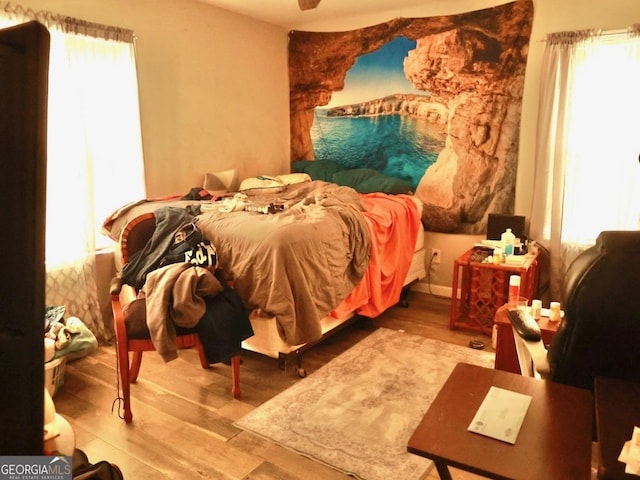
<box><xmin>493</xmin><ymin>303</ymin><xmax>559</xmax><ymax>374</ymax></box>
<box><xmin>450</xmin><ymin>248</ymin><xmax>539</xmax><ymax>334</ymax></box>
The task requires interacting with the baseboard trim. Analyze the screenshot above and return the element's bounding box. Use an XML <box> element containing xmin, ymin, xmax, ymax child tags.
<box><xmin>411</xmin><ymin>281</ymin><xmax>452</xmax><ymax>299</ymax></box>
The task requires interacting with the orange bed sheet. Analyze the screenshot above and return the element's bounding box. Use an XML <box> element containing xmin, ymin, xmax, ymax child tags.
<box><xmin>332</xmin><ymin>192</ymin><xmax>420</xmax><ymax>319</ymax></box>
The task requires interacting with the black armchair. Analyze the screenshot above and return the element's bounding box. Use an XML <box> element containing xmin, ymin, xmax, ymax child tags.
<box><xmin>512</xmin><ymin>230</ymin><xmax>640</xmax><ymax>390</ymax></box>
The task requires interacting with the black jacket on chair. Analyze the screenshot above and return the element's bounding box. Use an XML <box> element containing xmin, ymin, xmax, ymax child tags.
<box><xmin>547</xmin><ymin>230</ymin><xmax>640</xmax><ymax>391</ymax></box>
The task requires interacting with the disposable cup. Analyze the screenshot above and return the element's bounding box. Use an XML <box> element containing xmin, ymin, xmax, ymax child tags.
<box><xmin>516</xmin><ymin>296</ymin><xmax>530</xmax><ymax>315</ymax></box>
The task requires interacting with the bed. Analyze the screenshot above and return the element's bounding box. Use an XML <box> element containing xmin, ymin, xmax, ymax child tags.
<box><xmin>103</xmin><ymin>178</ymin><xmax>426</xmax><ymax>375</ymax></box>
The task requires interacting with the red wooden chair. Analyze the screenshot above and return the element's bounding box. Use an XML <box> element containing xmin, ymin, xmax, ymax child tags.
<box><xmin>109</xmin><ymin>212</ymin><xmax>240</xmax><ymax>423</ymax></box>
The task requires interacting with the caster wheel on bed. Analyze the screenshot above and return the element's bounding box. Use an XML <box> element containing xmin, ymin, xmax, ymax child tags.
<box><xmin>297</xmin><ymin>368</ymin><xmax>307</xmax><ymax>378</ymax></box>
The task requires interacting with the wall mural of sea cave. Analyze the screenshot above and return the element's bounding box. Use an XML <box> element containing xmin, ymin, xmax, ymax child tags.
<box><xmin>288</xmin><ymin>0</ymin><xmax>534</xmax><ymax>234</ymax></box>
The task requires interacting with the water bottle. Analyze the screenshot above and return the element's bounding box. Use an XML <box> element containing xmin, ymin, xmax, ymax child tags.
<box><xmin>501</xmin><ymin>228</ymin><xmax>516</xmax><ymax>255</ymax></box>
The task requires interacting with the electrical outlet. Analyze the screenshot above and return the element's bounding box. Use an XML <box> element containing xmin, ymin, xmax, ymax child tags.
<box><xmin>431</xmin><ymin>248</ymin><xmax>441</xmax><ymax>265</ymax></box>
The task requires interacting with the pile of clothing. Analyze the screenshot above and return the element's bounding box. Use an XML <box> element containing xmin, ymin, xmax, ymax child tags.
<box><xmin>44</xmin><ymin>305</ymin><xmax>98</xmax><ymax>362</ymax></box>
<box><xmin>120</xmin><ymin>207</ymin><xmax>254</xmax><ymax>365</ymax></box>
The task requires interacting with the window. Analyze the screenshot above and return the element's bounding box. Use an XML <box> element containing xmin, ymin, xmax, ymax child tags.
<box><xmin>45</xmin><ymin>28</ymin><xmax>146</xmax><ymax>264</ymax></box>
<box><xmin>531</xmin><ymin>28</ymin><xmax>640</xmax><ymax>298</ymax></box>
<box><xmin>556</xmin><ymin>34</ymin><xmax>640</xmax><ymax>244</ymax></box>
<box><xmin>1</xmin><ymin>8</ymin><xmax>146</xmax><ymax>340</ymax></box>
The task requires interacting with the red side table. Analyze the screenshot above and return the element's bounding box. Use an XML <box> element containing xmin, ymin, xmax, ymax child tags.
<box><xmin>450</xmin><ymin>249</ymin><xmax>539</xmax><ymax>334</ymax></box>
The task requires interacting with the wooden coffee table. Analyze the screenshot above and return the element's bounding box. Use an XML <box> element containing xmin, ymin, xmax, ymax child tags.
<box><xmin>407</xmin><ymin>363</ymin><xmax>593</xmax><ymax>480</ymax></box>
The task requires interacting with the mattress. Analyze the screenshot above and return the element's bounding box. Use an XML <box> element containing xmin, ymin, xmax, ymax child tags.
<box><xmin>242</xmin><ymin>245</ymin><xmax>425</xmax><ymax>358</ymax></box>
<box><xmin>405</xmin><ymin>195</ymin><xmax>426</xmax><ymax>284</ymax></box>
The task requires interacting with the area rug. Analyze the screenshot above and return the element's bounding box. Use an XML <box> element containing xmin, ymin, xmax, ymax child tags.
<box><xmin>234</xmin><ymin>327</ymin><xmax>495</xmax><ymax>480</ymax></box>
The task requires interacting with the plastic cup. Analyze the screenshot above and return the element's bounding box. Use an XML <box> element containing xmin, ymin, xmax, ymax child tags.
<box><xmin>516</xmin><ymin>297</ymin><xmax>530</xmax><ymax>315</ymax></box>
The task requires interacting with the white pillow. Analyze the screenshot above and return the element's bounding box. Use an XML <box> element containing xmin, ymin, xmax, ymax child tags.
<box><xmin>276</xmin><ymin>173</ymin><xmax>311</xmax><ymax>185</ymax></box>
<box><xmin>239</xmin><ymin>176</ymin><xmax>285</xmax><ymax>195</ymax></box>
<box><xmin>203</xmin><ymin>168</ymin><xmax>239</xmax><ymax>194</ymax></box>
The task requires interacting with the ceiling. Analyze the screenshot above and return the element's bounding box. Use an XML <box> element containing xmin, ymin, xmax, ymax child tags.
<box><xmin>196</xmin><ymin>0</ymin><xmax>450</xmax><ymax>31</ymax></box>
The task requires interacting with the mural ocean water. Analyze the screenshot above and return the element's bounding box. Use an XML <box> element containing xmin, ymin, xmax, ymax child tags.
<box><xmin>311</xmin><ymin>110</ymin><xmax>444</xmax><ymax>190</ymax></box>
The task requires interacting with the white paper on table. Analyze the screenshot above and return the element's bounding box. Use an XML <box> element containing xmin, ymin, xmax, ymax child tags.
<box><xmin>468</xmin><ymin>386</ymin><xmax>532</xmax><ymax>444</ymax></box>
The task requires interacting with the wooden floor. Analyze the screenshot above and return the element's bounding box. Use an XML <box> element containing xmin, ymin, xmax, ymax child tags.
<box><xmin>52</xmin><ymin>291</ymin><xmax>591</xmax><ymax>479</ymax></box>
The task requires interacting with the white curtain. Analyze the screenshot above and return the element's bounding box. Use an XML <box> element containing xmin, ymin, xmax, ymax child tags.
<box><xmin>530</xmin><ymin>27</ymin><xmax>640</xmax><ymax>300</ymax></box>
<box><xmin>1</xmin><ymin>5</ymin><xmax>146</xmax><ymax>342</ymax></box>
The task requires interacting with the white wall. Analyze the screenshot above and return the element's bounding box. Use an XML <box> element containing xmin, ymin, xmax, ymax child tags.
<box><xmin>16</xmin><ymin>0</ymin><xmax>640</xmax><ymax>296</ymax></box>
<box><xmin>18</xmin><ymin>0</ymin><xmax>291</xmax><ymax>198</ymax></box>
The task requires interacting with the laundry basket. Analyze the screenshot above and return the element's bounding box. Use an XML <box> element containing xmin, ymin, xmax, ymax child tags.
<box><xmin>45</xmin><ymin>356</ymin><xmax>66</xmax><ymax>397</ymax></box>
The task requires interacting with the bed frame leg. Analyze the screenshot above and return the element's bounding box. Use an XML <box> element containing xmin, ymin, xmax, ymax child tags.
<box><xmin>295</xmin><ymin>355</ymin><xmax>307</xmax><ymax>378</ymax></box>
<box><xmin>278</xmin><ymin>352</ymin><xmax>307</xmax><ymax>378</ymax></box>
<box><xmin>278</xmin><ymin>354</ymin><xmax>287</xmax><ymax>371</ymax></box>
<box><xmin>397</xmin><ymin>285</ymin><xmax>411</xmax><ymax>308</ymax></box>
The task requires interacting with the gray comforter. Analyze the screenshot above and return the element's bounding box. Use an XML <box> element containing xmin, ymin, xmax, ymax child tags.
<box><xmin>196</xmin><ymin>181</ymin><xmax>371</xmax><ymax>344</ymax></box>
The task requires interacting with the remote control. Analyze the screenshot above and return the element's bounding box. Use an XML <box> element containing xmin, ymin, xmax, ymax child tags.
<box><xmin>507</xmin><ymin>308</ymin><xmax>542</xmax><ymax>342</ymax></box>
